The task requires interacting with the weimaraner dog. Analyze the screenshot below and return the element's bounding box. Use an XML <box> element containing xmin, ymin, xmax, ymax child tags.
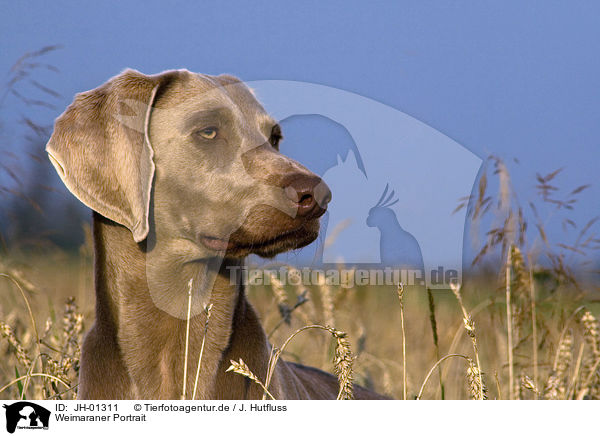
<box><xmin>47</xmin><ymin>69</ymin><xmax>384</xmax><ymax>400</ymax></box>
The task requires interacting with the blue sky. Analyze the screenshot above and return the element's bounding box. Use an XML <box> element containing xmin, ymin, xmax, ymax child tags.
<box><xmin>1</xmin><ymin>1</ymin><xmax>599</xmax><ymax>269</ymax></box>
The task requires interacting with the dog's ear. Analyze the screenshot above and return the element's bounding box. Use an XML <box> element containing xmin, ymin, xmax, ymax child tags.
<box><xmin>46</xmin><ymin>69</ymin><xmax>182</xmax><ymax>242</ymax></box>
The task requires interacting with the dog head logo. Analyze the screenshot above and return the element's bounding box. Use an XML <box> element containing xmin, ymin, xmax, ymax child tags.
<box><xmin>3</xmin><ymin>402</ymin><xmax>50</xmax><ymax>433</ymax></box>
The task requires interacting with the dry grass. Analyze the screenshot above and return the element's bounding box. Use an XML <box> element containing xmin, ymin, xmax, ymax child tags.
<box><xmin>0</xmin><ymin>275</ymin><xmax>83</xmax><ymax>400</ymax></box>
<box><xmin>1</xmin><ymin>247</ymin><xmax>599</xmax><ymax>400</ymax></box>
<box><xmin>226</xmin><ymin>359</ymin><xmax>276</xmax><ymax>400</ymax></box>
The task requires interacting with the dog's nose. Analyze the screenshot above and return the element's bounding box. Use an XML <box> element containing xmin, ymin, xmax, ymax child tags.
<box><xmin>284</xmin><ymin>175</ymin><xmax>332</xmax><ymax>219</ymax></box>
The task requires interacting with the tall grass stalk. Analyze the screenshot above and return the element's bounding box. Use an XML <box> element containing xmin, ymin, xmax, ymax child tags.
<box><xmin>528</xmin><ymin>260</ymin><xmax>538</xmax><ymax>392</ymax></box>
<box><xmin>192</xmin><ymin>303</ymin><xmax>213</xmax><ymax>400</ymax></box>
<box><xmin>450</xmin><ymin>283</ymin><xmax>486</xmax><ymax>400</ymax></box>
<box><xmin>397</xmin><ymin>283</ymin><xmax>407</xmax><ymax>400</ymax></box>
<box><xmin>416</xmin><ymin>354</ymin><xmax>469</xmax><ymax>400</ymax></box>
<box><xmin>426</xmin><ymin>287</ymin><xmax>444</xmax><ymax>399</ymax></box>
<box><xmin>505</xmin><ymin>248</ymin><xmax>515</xmax><ymax>400</ymax></box>
<box><xmin>181</xmin><ymin>279</ymin><xmax>193</xmax><ymax>400</ymax></box>
<box><xmin>0</xmin><ymin>374</ymin><xmax>70</xmax><ymax>395</ymax></box>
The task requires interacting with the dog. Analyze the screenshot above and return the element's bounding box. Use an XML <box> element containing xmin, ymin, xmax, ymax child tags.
<box><xmin>47</xmin><ymin>69</ymin><xmax>384</xmax><ymax>399</ymax></box>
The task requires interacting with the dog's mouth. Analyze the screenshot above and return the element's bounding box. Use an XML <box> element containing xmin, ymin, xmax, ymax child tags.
<box><xmin>199</xmin><ymin>235</ymin><xmax>234</xmax><ymax>252</ymax></box>
<box><xmin>198</xmin><ymin>222</ymin><xmax>319</xmax><ymax>257</ymax></box>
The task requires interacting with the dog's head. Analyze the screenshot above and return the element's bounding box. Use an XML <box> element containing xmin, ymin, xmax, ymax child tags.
<box><xmin>47</xmin><ymin>69</ymin><xmax>331</xmax><ymax>260</ymax></box>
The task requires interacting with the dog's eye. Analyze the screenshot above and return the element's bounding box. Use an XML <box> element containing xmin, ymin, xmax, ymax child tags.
<box><xmin>195</xmin><ymin>127</ymin><xmax>218</xmax><ymax>140</ymax></box>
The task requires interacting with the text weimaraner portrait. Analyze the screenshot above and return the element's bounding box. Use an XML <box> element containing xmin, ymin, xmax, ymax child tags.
<box><xmin>46</xmin><ymin>69</ymin><xmax>384</xmax><ymax>400</ymax></box>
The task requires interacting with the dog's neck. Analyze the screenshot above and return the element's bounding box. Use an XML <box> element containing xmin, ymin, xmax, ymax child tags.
<box><xmin>91</xmin><ymin>212</ymin><xmax>273</xmax><ymax>399</ymax></box>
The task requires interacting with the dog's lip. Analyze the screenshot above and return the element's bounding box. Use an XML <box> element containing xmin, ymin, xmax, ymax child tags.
<box><xmin>198</xmin><ymin>225</ymin><xmax>311</xmax><ymax>252</ymax></box>
<box><xmin>199</xmin><ymin>235</ymin><xmax>233</xmax><ymax>251</ymax></box>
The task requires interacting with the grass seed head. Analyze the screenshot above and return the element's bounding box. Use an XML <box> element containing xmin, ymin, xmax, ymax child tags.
<box><xmin>466</xmin><ymin>358</ymin><xmax>487</xmax><ymax>400</ymax></box>
<box><xmin>329</xmin><ymin>328</ymin><xmax>355</xmax><ymax>400</ymax></box>
<box><xmin>0</xmin><ymin>320</ymin><xmax>32</xmax><ymax>368</ymax></box>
